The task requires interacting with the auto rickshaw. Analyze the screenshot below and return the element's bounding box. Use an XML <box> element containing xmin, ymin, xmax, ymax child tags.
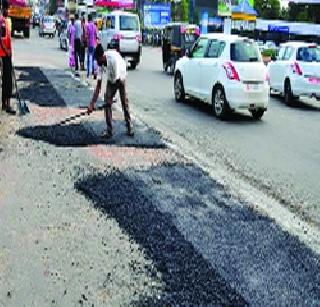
<box><xmin>162</xmin><ymin>23</ymin><xmax>200</xmax><ymax>74</ymax></box>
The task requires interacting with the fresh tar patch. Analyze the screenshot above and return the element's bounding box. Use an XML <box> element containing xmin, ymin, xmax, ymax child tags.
<box><xmin>76</xmin><ymin>163</ymin><xmax>320</xmax><ymax>306</ymax></box>
<box><xmin>15</xmin><ymin>67</ymin><xmax>65</xmax><ymax>107</ymax></box>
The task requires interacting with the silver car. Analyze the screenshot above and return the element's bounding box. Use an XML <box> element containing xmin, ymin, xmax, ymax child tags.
<box><xmin>39</xmin><ymin>16</ymin><xmax>56</xmax><ymax>38</ymax></box>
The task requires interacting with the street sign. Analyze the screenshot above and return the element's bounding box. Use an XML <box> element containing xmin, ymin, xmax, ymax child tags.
<box><xmin>268</xmin><ymin>25</ymin><xmax>290</xmax><ymax>33</ymax></box>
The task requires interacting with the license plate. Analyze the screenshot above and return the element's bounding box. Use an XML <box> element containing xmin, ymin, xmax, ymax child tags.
<box><xmin>308</xmin><ymin>77</ymin><xmax>320</xmax><ymax>84</ymax></box>
<box><xmin>246</xmin><ymin>83</ymin><xmax>260</xmax><ymax>91</ymax></box>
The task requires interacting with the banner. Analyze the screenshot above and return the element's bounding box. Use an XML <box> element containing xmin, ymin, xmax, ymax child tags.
<box><xmin>218</xmin><ymin>0</ymin><xmax>255</xmax><ymax>16</ymax></box>
<box><xmin>95</xmin><ymin>0</ymin><xmax>134</xmax><ymax>8</ymax></box>
<box><xmin>143</xmin><ymin>3</ymin><xmax>171</xmax><ymax>27</ymax></box>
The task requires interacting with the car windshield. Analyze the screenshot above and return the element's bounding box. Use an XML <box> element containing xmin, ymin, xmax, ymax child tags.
<box><xmin>296</xmin><ymin>47</ymin><xmax>320</xmax><ymax>62</ymax></box>
<box><xmin>230</xmin><ymin>40</ymin><xmax>261</xmax><ymax>62</ymax></box>
<box><xmin>120</xmin><ymin>16</ymin><xmax>139</xmax><ymax>31</ymax></box>
<box><xmin>44</xmin><ymin>17</ymin><xmax>54</xmax><ymax>23</ymax></box>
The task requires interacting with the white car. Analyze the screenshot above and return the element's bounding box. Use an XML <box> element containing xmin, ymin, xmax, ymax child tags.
<box><xmin>174</xmin><ymin>34</ymin><xmax>270</xmax><ymax>119</ymax></box>
<box><xmin>99</xmin><ymin>11</ymin><xmax>142</xmax><ymax>69</ymax></box>
<box><xmin>268</xmin><ymin>42</ymin><xmax>320</xmax><ymax>105</ymax></box>
<box><xmin>39</xmin><ymin>16</ymin><xmax>56</xmax><ymax>38</ymax></box>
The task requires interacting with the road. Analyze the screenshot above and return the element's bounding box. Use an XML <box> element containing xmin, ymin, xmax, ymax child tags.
<box><xmin>14</xmin><ymin>31</ymin><xmax>320</xmax><ymax>228</ymax></box>
<box><xmin>0</xmin><ymin>29</ymin><xmax>318</xmax><ymax>305</ymax></box>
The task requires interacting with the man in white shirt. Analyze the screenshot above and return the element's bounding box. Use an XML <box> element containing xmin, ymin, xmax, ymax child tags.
<box><xmin>88</xmin><ymin>44</ymin><xmax>133</xmax><ymax>138</ymax></box>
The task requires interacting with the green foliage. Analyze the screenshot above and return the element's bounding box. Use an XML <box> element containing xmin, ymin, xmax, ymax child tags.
<box><xmin>261</xmin><ymin>48</ymin><xmax>277</xmax><ymax>58</ymax></box>
<box><xmin>193</xmin><ymin>7</ymin><xmax>200</xmax><ymax>25</ymax></box>
<box><xmin>280</xmin><ymin>7</ymin><xmax>289</xmax><ymax>20</ymax></box>
<box><xmin>296</xmin><ymin>9</ymin><xmax>309</xmax><ymax>22</ymax></box>
<box><xmin>254</xmin><ymin>0</ymin><xmax>280</xmax><ymax>19</ymax></box>
<box><xmin>180</xmin><ymin>0</ymin><xmax>189</xmax><ymax>22</ymax></box>
<box><xmin>171</xmin><ymin>0</ymin><xmax>189</xmax><ymax>22</ymax></box>
<box><xmin>287</xmin><ymin>3</ymin><xmax>320</xmax><ymax>23</ymax></box>
<box><xmin>48</xmin><ymin>0</ymin><xmax>57</xmax><ymax>15</ymax></box>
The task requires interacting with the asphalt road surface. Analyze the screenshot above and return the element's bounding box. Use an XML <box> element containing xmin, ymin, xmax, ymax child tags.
<box><xmin>14</xmin><ymin>29</ymin><xmax>320</xmax><ymax>229</ymax></box>
<box><xmin>14</xmin><ymin>30</ymin><xmax>320</xmax><ymax>225</ymax></box>
<box><xmin>2</xmin><ymin>29</ymin><xmax>318</xmax><ymax>305</ymax></box>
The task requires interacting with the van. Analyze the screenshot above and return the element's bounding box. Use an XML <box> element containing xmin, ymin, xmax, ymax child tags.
<box><xmin>99</xmin><ymin>11</ymin><xmax>142</xmax><ymax>69</ymax></box>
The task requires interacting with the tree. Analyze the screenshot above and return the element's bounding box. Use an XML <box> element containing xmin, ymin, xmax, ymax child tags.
<box><xmin>171</xmin><ymin>0</ymin><xmax>189</xmax><ymax>22</ymax></box>
<box><xmin>288</xmin><ymin>3</ymin><xmax>320</xmax><ymax>23</ymax></box>
<box><xmin>280</xmin><ymin>7</ymin><xmax>289</xmax><ymax>20</ymax></box>
<box><xmin>180</xmin><ymin>0</ymin><xmax>189</xmax><ymax>22</ymax></box>
<box><xmin>254</xmin><ymin>0</ymin><xmax>281</xmax><ymax>19</ymax></box>
<box><xmin>48</xmin><ymin>0</ymin><xmax>57</xmax><ymax>15</ymax></box>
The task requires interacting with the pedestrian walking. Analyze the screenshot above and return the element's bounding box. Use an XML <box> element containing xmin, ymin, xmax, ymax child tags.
<box><xmin>80</xmin><ymin>16</ymin><xmax>86</xmax><ymax>71</ymax></box>
<box><xmin>74</xmin><ymin>13</ymin><xmax>82</xmax><ymax>77</ymax></box>
<box><xmin>88</xmin><ymin>44</ymin><xmax>134</xmax><ymax>139</ymax></box>
<box><xmin>67</xmin><ymin>16</ymin><xmax>75</xmax><ymax>69</ymax></box>
<box><xmin>86</xmin><ymin>14</ymin><xmax>97</xmax><ymax>79</ymax></box>
<box><xmin>0</xmin><ymin>0</ymin><xmax>15</xmax><ymax>114</ymax></box>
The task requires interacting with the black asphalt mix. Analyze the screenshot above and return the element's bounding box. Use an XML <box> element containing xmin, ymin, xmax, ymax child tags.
<box><xmin>15</xmin><ymin>67</ymin><xmax>65</xmax><ymax>107</ymax></box>
<box><xmin>76</xmin><ymin>164</ymin><xmax>320</xmax><ymax>305</ymax></box>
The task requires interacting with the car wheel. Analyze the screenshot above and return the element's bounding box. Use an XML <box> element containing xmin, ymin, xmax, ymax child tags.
<box><xmin>213</xmin><ymin>85</ymin><xmax>229</xmax><ymax>120</ymax></box>
<box><xmin>130</xmin><ymin>61</ymin><xmax>137</xmax><ymax>70</ymax></box>
<box><xmin>174</xmin><ymin>72</ymin><xmax>185</xmax><ymax>102</ymax></box>
<box><xmin>284</xmin><ymin>79</ymin><xmax>297</xmax><ymax>106</ymax></box>
<box><xmin>24</xmin><ymin>28</ymin><xmax>30</xmax><ymax>38</ymax></box>
<box><xmin>251</xmin><ymin>109</ymin><xmax>265</xmax><ymax>120</ymax></box>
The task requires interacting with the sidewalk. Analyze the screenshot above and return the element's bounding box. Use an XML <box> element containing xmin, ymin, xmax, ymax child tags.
<box><xmin>0</xmin><ymin>66</ymin><xmax>319</xmax><ymax>305</ymax></box>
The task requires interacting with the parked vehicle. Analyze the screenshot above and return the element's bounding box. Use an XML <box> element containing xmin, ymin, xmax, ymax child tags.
<box><xmin>98</xmin><ymin>11</ymin><xmax>142</xmax><ymax>70</ymax></box>
<box><xmin>59</xmin><ymin>20</ymin><xmax>68</xmax><ymax>51</ymax></box>
<box><xmin>174</xmin><ymin>34</ymin><xmax>269</xmax><ymax>120</ymax></box>
<box><xmin>8</xmin><ymin>0</ymin><xmax>32</xmax><ymax>38</ymax></box>
<box><xmin>268</xmin><ymin>42</ymin><xmax>320</xmax><ymax>105</ymax></box>
<box><xmin>162</xmin><ymin>23</ymin><xmax>199</xmax><ymax>74</ymax></box>
<box><xmin>39</xmin><ymin>15</ymin><xmax>56</xmax><ymax>38</ymax></box>
<box><xmin>32</xmin><ymin>13</ymin><xmax>40</xmax><ymax>28</ymax></box>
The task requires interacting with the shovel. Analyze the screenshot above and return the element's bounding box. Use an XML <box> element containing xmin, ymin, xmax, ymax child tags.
<box><xmin>58</xmin><ymin>105</ymin><xmax>105</xmax><ymax>126</ymax></box>
<box><xmin>12</xmin><ymin>67</ymin><xmax>30</xmax><ymax>116</ymax></box>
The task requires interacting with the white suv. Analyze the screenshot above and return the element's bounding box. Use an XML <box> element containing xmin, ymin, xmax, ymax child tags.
<box><xmin>99</xmin><ymin>11</ymin><xmax>142</xmax><ymax>69</ymax></box>
<box><xmin>268</xmin><ymin>42</ymin><xmax>320</xmax><ymax>105</ymax></box>
<box><xmin>174</xmin><ymin>34</ymin><xmax>269</xmax><ymax>119</ymax></box>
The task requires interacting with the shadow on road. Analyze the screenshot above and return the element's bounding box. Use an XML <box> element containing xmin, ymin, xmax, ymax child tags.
<box><xmin>290</xmin><ymin>101</ymin><xmax>320</xmax><ymax>111</ymax></box>
<box><xmin>15</xmin><ymin>66</ymin><xmax>65</xmax><ymax>107</ymax></box>
<box><xmin>75</xmin><ymin>167</ymin><xmax>248</xmax><ymax>306</ymax></box>
<box><xmin>274</xmin><ymin>96</ymin><xmax>320</xmax><ymax>111</ymax></box>
<box><xmin>181</xmin><ymin>98</ymin><xmax>263</xmax><ymax>123</ymax></box>
<box><xmin>75</xmin><ymin>163</ymin><xmax>320</xmax><ymax>305</ymax></box>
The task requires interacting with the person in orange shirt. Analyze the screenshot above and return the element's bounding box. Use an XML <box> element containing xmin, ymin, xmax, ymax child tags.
<box><xmin>0</xmin><ymin>0</ymin><xmax>15</xmax><ymax>114</ymax></box>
